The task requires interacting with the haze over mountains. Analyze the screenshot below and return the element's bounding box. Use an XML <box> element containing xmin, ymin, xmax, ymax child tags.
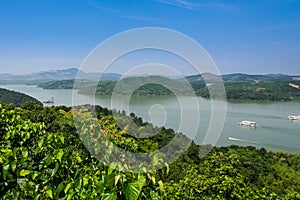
<box><xmin>0</xmin><ymin>68</ymin><xmax>299</xmax><ymax>85</ymax></box>
<box><xmin>0</xmin><ymin>68</ymin><xmax>121</xmax><ymax>84</ymax></box>
<box><xmin>0</xmin><ymin>68</ymin><xmax>295</xmax><ymax>101</ymax></box>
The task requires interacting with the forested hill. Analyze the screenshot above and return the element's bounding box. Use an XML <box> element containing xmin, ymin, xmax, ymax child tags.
<box><xmin>38</xmin><ymin>73</ymin><xmax>300</xmax><ymax>101</ymax></box>
<box><xmin>0</xmin><ymin>88</ymin><xmax>42</xmax><ymax>107</ymax></box>
<box><xmin>1</xmin><ymin>102</ymin><xmax>300</xmax><ymax>199</ymax></box>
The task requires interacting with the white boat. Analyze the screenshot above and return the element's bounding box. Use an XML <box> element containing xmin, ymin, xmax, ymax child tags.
<box><xmin>239</xmin><ymin>120</ymin><xmax>257</xmax><ymax>127</ymax></box>
<box><xmin>288</xmin><ymin>115</ymin><xmax>300</xmax><ymax>120</ymax></box>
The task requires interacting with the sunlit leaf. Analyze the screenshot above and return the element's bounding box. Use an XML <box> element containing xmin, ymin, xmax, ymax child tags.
<box><xmin>64</xmin><ymin>182</ymin><xmax>73</xmax><ymax>194</ymax></box>
<box><xmin>125</xmin><ymin>176</ymin><xmax>146</xmax><ymax>200</ymax></box>
<box><xmin>22</xmin><ymin>148</ymin><xmax>28</xmax><ymax>158</ymax></box>
<box><xmin>102</xmin><ymin>192</ymin><xmax>117</xmax><ymax>200</ymax></box>
<box><xmin>55</xmin><ymin>149</ymin><xmax>64</xmax><ymax>162</ymax></box>
<box><xmin>46</xmin><ymin>188</ymin><xmax>53</xmax><ymax>199</ymax></box>
<box><xmin>115</xmin><ymin>174</ymin><xmax>121</xmax><ymax>186</ymax></box>
<box><xmin>38</xmin><ymin>138</ymin><xmax>44</xmax><ymax>148</ymax></box>
<box><xmin>20</xmin><ymin>169</ymin><xmax>31</xmax><ymax>177</ymax></box>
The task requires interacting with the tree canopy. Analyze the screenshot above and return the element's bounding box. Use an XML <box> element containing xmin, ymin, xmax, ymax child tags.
<box><xmin>0</xmin><ymin>88</ymin><xmax>42</xmax><ymax>107</ymax></box>
<box><xmin>1</xmin><ymin>103</ymin><xmax>300</xmax><ymax>199</ymax></box>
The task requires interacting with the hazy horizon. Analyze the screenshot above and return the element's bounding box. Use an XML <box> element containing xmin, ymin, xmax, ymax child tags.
<box><xmin>1</xmin><ymin>67</ymin><xmax>300</xmax><ymax>77</ymax></box>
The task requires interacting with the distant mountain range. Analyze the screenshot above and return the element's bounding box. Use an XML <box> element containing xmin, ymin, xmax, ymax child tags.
<box><xmin>32</xmin><ymin>69</ymin><xmax>300</xmax><ymax>101</ymax></box>
<box><xmin>1</xmin><ymin>67</ymin><xmax>299</xmax><ymax>85</ymax></box>
<box><xmin>185</xmin><ymin>73</ymin><xmax>300</xmax><ymax>82</ymax></box>
<box><xmin>0</xmin><ymin>68</ymin><xmax>122</xmax><ymax>84</ymax></box>
<box><xmin>1</xmin><ymin>68</ymin><xmax>300</xmax><ymax>101</ymax></box>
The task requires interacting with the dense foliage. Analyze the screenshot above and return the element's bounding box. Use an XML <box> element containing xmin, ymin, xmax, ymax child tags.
<box><xmin>38</xmin><ymin>79</ymin><xmax>77</xmax><ymax>89</ymax></box>
<box><xmin>1</xmin><ymin>103</ymin><xmax>300</xmax><ymax>199</ymax></box>
<box><xmin>0</xmin><ymin>88</ymin><xmax>42</xmax><ymax>107</ymax></box>
<box><xmin>224</xmin><ymin>81</ymin><xmax>300</xmax><ymax>101</ymax></box>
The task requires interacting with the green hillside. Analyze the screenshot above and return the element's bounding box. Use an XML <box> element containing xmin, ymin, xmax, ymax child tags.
<box><xmin>39</xmin><ymin>74</ymin><xmax>300</xmax><ymax>101</ymax></box>
<box><xmin>0</xmin><ymin>88</ymin><xmax>42</xmax><ymax>107</ymax></box>
<box><xmin>1</xmin><ymin>103</ymin><xmax>300</xmax><ymax>199</ymax></box>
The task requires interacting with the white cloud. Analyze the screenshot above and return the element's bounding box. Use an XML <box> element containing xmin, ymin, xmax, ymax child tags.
<box><xmin>155</xmin><ymin>0</ymin><xmax>237</xmax><ymax>12</ymax></box>
<box><xmin>86</xmin><ymin>0</ymin><xmax>165</xmax><ymax>22</ymax></box>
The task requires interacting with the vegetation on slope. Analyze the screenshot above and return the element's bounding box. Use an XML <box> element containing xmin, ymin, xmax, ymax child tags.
<box><xmin>38</xmin><ymin>74</ymin><xmax>300</xmax><ymax>101</ymax></box>
<box><xmin>0</xmin><ymin>88</ymin><xmax>42</xmax><ymax>107</ymax></box>
<box><xmin>1</xmin><ymin>102</ymin><xmax>300</xmax><ymax>199</ymax></box>
<box><xmin>224</xmin><ymin>80</ymin><xmax>300</xmax><ymax>101</ymax></box>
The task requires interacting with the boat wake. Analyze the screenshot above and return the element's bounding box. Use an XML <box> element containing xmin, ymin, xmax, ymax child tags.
<box><xmin>228</xmin><ymin>137</ymin><xmax>259</xmax><ymax>144</ymax></box>
<box><xmin>228</xmin><ymin>137</ymin><xmax>300</xmax><ymax>152</ymax></box>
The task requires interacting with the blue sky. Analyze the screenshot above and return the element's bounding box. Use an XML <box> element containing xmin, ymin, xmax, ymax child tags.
<box><xmin>0</xmin><ymin>0</ymin><xmax>300</xmax><ymax>75</ymax></box>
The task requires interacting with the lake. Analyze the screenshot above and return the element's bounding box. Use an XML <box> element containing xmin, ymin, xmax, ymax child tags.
<box><xmin>2</xmin><ymin>84</ymin><xmax>300</xmax><ymax>153</ymax></box>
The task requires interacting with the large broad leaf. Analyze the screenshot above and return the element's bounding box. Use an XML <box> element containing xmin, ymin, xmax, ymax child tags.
<box><xmin>125</xmin><ymin>176</ymin><xmax>146</xmax><ymax>200</ymax></box>
<box><xmin>102</xmin><ymin>193</ymin><xmax>117</xmax><ymax>200</ymax></box>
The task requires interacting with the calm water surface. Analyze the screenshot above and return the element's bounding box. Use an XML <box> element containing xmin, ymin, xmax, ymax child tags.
<box><xmin>2</xmin><ymin>84</ymin><xmax>300</xmax><ymax>152</ymax></box>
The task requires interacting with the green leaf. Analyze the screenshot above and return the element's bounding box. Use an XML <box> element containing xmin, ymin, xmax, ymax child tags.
<box><xmin>3</xmin><ymin>164</ymin><xmax>9</xmax><ymax>179</ymax></box>
<box><xmin>33</xmin><ymin>126</ymin><xmax>37</xmax><ymax>132</ymax></box>
<box><xmin>115</xmin><ymin>174</ymin><xmax>121</xmax><ymax>186</ymax></box>
<box><xmin>67</xmin><ymin>189</ymin><xmax>75</xmax><ymax>200</ymax></box>
<box><xmin>158</xmin><ymin>180</ymin><xmax>164</xmax><ymax>193</ymax></box>
<box><xmin>55</xmin><ymin>149</ymin><xmax>64</xmax><ymax>162</ymax></box>
<box><xmin>33</xmin><ymin>194</ymin><xmax>41</xmax><ymax>200</ymax></box>
<box><xmin>108</xmin><ymin>162</ymin><xmax>117</xmax><ymax>175</ymax></box>
<box><xmin>44</xmin><ymin>153</ymin><xmax>52</xmax><ymax>165</ymax></box>
<box><xmin>102</xmin><ymin>193</ymin><xmax>117</xmax><ymax>200</ymax></box>
<box><xmin>26</xmin><ymin>132</ymin><xmax>30</xmax><ymax>140</ymax></box>
<box><xmin>46</xmin><ymin>188</ymin><xmax>53</xmax><ymax>199</ymax></box>
<box><xmin>125</xmin><ymin>176</ymin><xmax>146</xmax><ymax>200</ymax></box>
<box><xmin>1</xmin><ymin>149</ymin><xmax>12</xmax><ymax>154</ymax></box>
<box><xmin>150</xmin><ymin>176</ymin><xmax>156</xmax><ymax>185</ymax></box>
<box><xmin>152</xmin><ymin>155</ymin><xmax>158</xmax><ymax>166</ymax></box>
<box><xmin>150</xmin><ymin>191</ymin><xmax>159</xmax><ymax>200</ymax></box>
<box><xmin>164</xmin><ymin>163</ymin><xmax>169</xmax><ymax>175</ymax></box>
<box><xmin>58</xmin><ymin>134</ymin><xmax>65</xmax><ymax>144</ymax></box>
<box><xmin>64</xmin><ymin>182</ymin><xmax>73</xmax><ymax>194</ymax></box>
<box><xmin>20</xmin><ymin>169</ymin><xmax>31</xmax><ymax>177</ymax></box>
<box><xmin>31</xmin><ymin>171</ymin><xmax>39</xmax><ymax>180</ymax></box>
<box><xmin>38</xmin><ymin>138</ymin><xmax>44</xmax><ymax>148</ymax></box>
<box><xmin>51</xmin><ymin>162</ymin><xmax>60</xmax><ymax>177</ymax></box>
<box><xmin>83</xmin><ymin>175</ymin><xmax>89</xmax><ymax>186</ymax></box>
<box><xmin>11</xmin><ymin>162</ymin><xmax>16</xmax><ymax>172</ymax></box>
<box><xmin>74</xmin><ymin>177</ymin><xmax>82</xmax><ymax>190</ymax></box>
<box><xmin>74</xmin><ymin>152</ymin><xmax>82</xmax><ymax>163</ymax></box>
<box><xmin>22</xmin><ymin>148</ymin><xmax>28</xmax><ymax>158</ymax></box>
<box><xmin>54</xmin><ymin>181</ymin><xmax>65</xmax><ymax>198</ymax></box>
